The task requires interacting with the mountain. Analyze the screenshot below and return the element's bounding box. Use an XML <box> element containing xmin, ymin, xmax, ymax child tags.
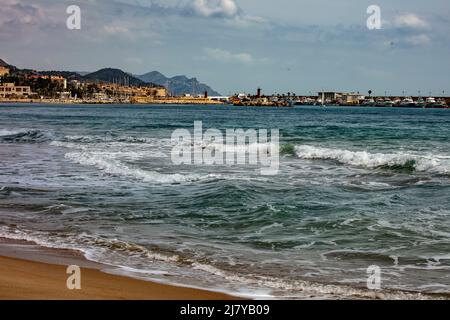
<box><xmin>35</xmin><ymin>69</ymin><xmax>158</xmax><ymax>87</ymax></box>
<box><xmin>137</xmin><ymin>71</ymin><xmax>221</xmax><ymax>96</ymax></box>
<box><xmin>0</xmin><ymin>58</ymin><xmax>10</xmax><ymax>68</ymax></box>
<box><xmin>0</xmin><ymin>58</ymin><xmax>18</xmax><ymax>71</ymax></box>
<box><xmin>39</xmin><ymin>70</ymin><xmax>83</xmax><ymax>81</ymax></box>
<box><xmin>82</xmin><ymin>68</ymin><xmax>157</xmax><ymax>87</ymax></box>
<box><xmin>75</xmin><ymin>71</ymin><xmax>92</xmax><ymax>76</ymax></box>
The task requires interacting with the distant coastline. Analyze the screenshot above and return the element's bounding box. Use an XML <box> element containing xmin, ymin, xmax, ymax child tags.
<box><xmin>1</xmin><ymin>58</ymin><xmax>448</xmax><ymax>108</ymax></box>
<box><xmin>1</xmin><ymin>96</ymin><xmax>449</xmax><ymax>108</ymax></box>
<box><xmin>0</xmin><ymin>97</ymin><xmax>224</xmax><ymax>105</ymax></box>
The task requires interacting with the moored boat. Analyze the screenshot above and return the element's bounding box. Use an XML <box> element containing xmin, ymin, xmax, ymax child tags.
<box><xmin>376</xmin><ymin>98</ymin><xmax>385</xmax><ymax>107</ymax></box>
<box><xmin>416</xmin><ymin>97</ymin><xmax>426</xmax><ymax>108</ymax></box>
<box><xmin>361</xmin><ymin>98</ymin><xmax>375</xmax><ymax>106</ymax></box>
<box><xmin>437</xmin><ymin>98</ymin><xmax>448</xmax><ymax>108</ymax></box>
<box><xmin>425</xmin><ymin>97</ymin><xmax>439</xmax><ymax>108</ymax></box>
<box><xmin>384</xmin><ymin>98</ymin><xmax>394</xmax><ymax>107</ymax></box>
<box><xmin>426</xmin><ymin>98</ymin><xmax>448</xmax><ymax>108</ymax></box>
<box><xmin>399</xmin><ymin>97</ymin><xmax>416</xmax><ymax>107</ymax></box>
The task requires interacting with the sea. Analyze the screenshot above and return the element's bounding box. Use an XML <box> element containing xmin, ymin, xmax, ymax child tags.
<box><xmin>0</xmin><ymin>103</ymin><xmax>449</xmax><ymax>299</ymax></box>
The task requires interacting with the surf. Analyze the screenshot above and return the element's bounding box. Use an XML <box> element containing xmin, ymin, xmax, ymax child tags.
<box><xmin>294</xmin><ymin>145</ymin><xmax>450</xmax><ymax>174</ymax></box>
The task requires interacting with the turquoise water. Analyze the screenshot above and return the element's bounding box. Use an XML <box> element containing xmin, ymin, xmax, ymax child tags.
<box><xmin>0</xmin><ymin>104</ymin><xmax>449</xmax><ymax>299</ymax></box>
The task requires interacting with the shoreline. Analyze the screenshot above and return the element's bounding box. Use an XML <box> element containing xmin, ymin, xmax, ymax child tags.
<box><xmin>0</xmin><ymin>238</ymin><xmax>240</xmax><ymax>300</ymax></box>
<box><xmin>0</xmin><ymin>99</ymin><xmax>225</xmax><ymax>105</ymax></box>
<box><xmin>0</xmin><ymin>100</ymin><xmax>449</xmax><ymax>108</ymax></box>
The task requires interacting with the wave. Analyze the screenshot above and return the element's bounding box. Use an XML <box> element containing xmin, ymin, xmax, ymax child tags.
<box><xmin>65</xmin><ymin>151</ymin><xmax>216</xmax><ymax>184</ymax></box>
<box><xmin>199</xmin><ymin>141</ymin><xmax>279</xmax><ymax>157</ymax></box>
<box><xmin>0</xmin><ymin>129</ymin><xmax>22</xmax><ymax>136</ymax></box>
<box><xmin>0</xmin><ymin>129</ymin><xmax>54</xmax><ymax>143</ymax></box>
<box><xmin>61</xmin><ymin>135</ymin><xmax>159</xmax><ymax>144</ymax></box>
<box><xmin>295</xmin><ymin>145</ymin><xmax>450</xmax><ymax>174</ymax></box>
<box><xmin>280</xmin><ymin>143</ymin><xmax>296</xmax><ymax>156</ymax></box>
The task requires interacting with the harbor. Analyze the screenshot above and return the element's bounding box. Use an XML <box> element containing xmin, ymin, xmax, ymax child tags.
<box><xmin>295</xmin><ymin>91</ymin><xmax>449</xmax><ymax>108</ymax></box>
<box><xmin>229</xmin><ymin>89</ymin><xmax>449</xmax><ymax>108</ymax></box>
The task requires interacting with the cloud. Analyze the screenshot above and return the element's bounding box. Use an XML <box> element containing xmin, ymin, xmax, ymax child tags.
<box><xmin>404</xmin><ymin>34</ymin><xmax>431</xmax><ymax>46</ymax></box>
<box><xmin>112</xmin><ymin>0</ymin><xmax>242</xmax><ymax>19</ymax></box>
<box><xmin>108</xmin><ymin>0</ymin><xmax>264</xmax><ymax>29</ymax></box>
<box><xmin>393</xmin><ymin>13</ymin><xmax>429</xmax><ymax>29</ymax></box>
<box><xmin>204</xmin><ymin>48</ymin><xmax>254</xmax><ymax>64</ymax></box>
<box><xmin>0</xmin><ymin>0</ymin><xmax>63</xmax><ymax>44</ymax></box>
<box><xmin>384</xmin><ymin>13</ymin><xmax>433</xmax><ymax>47</ymax></box>
<box><xmin>192</xmin><ymin>0</ymin><xmax>239</xmax><ymax>18</ymax></box>
<box><xmin>103</xmin><ymin>24</ymin><xmax>129</xmax><ymax>34</ymax></box>
<box><xmin>0</xmin><ymin>0</ymin><xmax>46</xmax><ymax>29</ymax></box>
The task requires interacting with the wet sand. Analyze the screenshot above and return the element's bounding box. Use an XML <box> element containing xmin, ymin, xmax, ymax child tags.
<box><xmin>0</xmin><ymin>239</ymin><xmax>238</xmax><ymax>300</ymax></box>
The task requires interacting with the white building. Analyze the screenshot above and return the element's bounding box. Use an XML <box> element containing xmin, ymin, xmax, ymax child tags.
<box><xmin>0</xmin><ymin>83</ymin><xmax>32</xmax><ymax>98</ymax></box>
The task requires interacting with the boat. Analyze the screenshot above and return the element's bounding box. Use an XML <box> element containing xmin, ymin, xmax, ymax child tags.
<box><xmin>361</xmin><ymin>98</ymin><xmax>375</xmax><ymax>106</ymax></box>
<box><xmin>316</xmin><ymin>92</ymin><xmax>326</xmax><ymax>107</ymax></box>
<box><xmin>426</xmin><ymin>97</ymin><xmax>448</xmax><ymax>108</ymax></box>
<box><xmin>383</xmin><ymin>98</ymin><xmax>394</xmax><ymax>107</ymax></box>
<box><xmin>325</xmin><ymin>99</ymin><xmax>334</xmax><ymax>106</ymax></box>
<box><xmin>416</xmin><ymin>97</ymin><xmax>426</xmax><ymax>108</ymax></box>
<box><xmin>376</xmin><ymin>98</ymin><xmax>385</xmax><ymax>107</ymax></box>
<box><xmin>301</xmin><ymin>97</ymin><xmax>316</xmax><ymax>105</ymax></box>
<box><xmin>425</xmin><ymin>97</ymin><xmax>438</xmax><ymax>108</ymax></box>
<box><xmin>399</xmin><ymin>97</ymin><xmax>416</xmax><ymax>107</ymax></box>
<box><xmin>437</xmin><ymin>98</ymin><xmax>448</xmax><ymax>108</ymax></box>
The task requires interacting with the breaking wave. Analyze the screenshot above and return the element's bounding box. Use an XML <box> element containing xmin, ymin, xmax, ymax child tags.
<box><xmin>280</xmin><ymin>143</ymin><xmax>296</xmax><ymax>156</ymax></box>
<box><xmin>61</xmin><ymin>135</ymin><xmax>159</xmax><ymax>144</ymax></box>
<box><xmin>0</xmin><ymin>129</ymin><xmax>54</xmax><ymax>143</ymax></box>
<box><xmin>65</xmin><ymin>151</ymin><xmax>216</xmax><ymax>184</ymax></box>
<box><xmin>295</xmin><ymin>145</ymin><xmax>450</xmax><ymax>174</ymax></box>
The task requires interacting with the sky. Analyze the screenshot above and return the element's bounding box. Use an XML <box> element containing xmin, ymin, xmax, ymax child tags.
<box><xmin>1</xmin><ymin>0</ymin><xmax>450</xmax><ymax>95</ymax></box>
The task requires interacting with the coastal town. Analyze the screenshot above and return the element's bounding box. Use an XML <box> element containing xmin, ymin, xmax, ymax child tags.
<box><xmin>0</xmin><ymin>59</ymin><xmax>449</xmax><ymax>108</ymax></box>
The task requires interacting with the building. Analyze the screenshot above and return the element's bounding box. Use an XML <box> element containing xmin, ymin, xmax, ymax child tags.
<box><xmin>150</xmin><ymin>87</ymin><xmax>167</xmax><ymax>97</ymax></box>
<box><xmin>28</xmin><ymin>75</ymin><xmax>67</xmax><ymax>88</ymax></box>
<box><xmin>341</xmin><ymin>92</ymin><xmax>364</xmax><ymax>105</ymax></box>
<box><xmin>0</xmin><ymin>67</ymin><xmax>9</xmax><ymax>77</ymax></box>
<box><xmin>99</xmin><ymin>84</ymin><xmax>167</xmax><ymax>98</ymax></box>
<box><xmin>318</xmin><ymin>92</ymin><xmax>343</xmax><ymax>102</ymax></box>
<box><xmin>69</xmin><ymin>80</ymin><xmax>81</xmax><ymax>88</ymax></box>
<box><xmin>0</xmin><ymin>83</ymin><xmax>32</xmax><ymax>98</ymax></box>
<box><xmin>209</xmin><ymin>96</ymin><xmax>230</xmax><ymax>103</ymax></box>
<box><xmin>93</xmin><ymin>92</ymin><xmax>111</xmax><ymax>101</ymax></box>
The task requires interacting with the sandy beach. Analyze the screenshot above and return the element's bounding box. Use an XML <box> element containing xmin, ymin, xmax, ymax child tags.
<box><xmin>0</xmin><ymin>239</ymin><xmax>237</xmax><ymax>300</ymax></box>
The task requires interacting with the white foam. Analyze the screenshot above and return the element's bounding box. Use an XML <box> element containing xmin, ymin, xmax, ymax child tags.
<box><xmin>63</xmin><ymin>135</ymin><xmax>166</xmax><ymax>144</ymax></box>
<box><xmin>0</xmin><ymin>129</ymin><xmax>22</xmax><ymax>136</ymax></box>
<box><xmin>190</xmin><ymin>261</ymin><xmax>437</xmax><ymax>300</ymax></box>
<box><xmin>295</xmin><ymin>145</ymin><xmax>450</xmax><ymax>174</ymax></box>
<box><xmin>65</xmin><ymin>151</ymin><xmax>214</xmax><ymax>184</ymax></box>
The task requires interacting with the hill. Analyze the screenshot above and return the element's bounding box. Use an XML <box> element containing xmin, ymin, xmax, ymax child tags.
<box><xmin>39</xmin><ymin>71</ymin><xmax>83</xmax><ymax>81</ymax></box>
<box><xmin>137</xmin><ymin>71</ymin><xmax>221</xmax><ymax>96</ymax></box>
<box><xmin>83</xmin><ymin>68</ymin><xmax>157</xmax><ymax>87</ymax></box>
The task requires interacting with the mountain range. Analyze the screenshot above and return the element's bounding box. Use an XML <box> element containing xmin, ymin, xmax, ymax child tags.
<box><xmin>136</xmin><ymin>71</ymin><xmax>221</xmax><ymax>96</ymax></box>
<box><xmin>1</xmin><ymin>58</ymin><xmax>221</xmax><ymax>95</ymax></box>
